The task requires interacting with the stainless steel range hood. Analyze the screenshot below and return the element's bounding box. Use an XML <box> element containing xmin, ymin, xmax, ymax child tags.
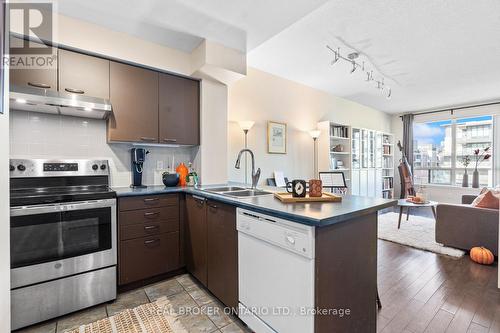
<box><xmin>10</xmin><ymin>85</ymin><xmax>112</xmax><ymax>119</ymax></box>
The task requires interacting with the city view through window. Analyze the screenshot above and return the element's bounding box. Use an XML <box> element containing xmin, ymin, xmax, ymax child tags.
<box><xmin>413</xmin><ymin>115</ymin><xmax>493</xmax><ymax>186</ymax></box>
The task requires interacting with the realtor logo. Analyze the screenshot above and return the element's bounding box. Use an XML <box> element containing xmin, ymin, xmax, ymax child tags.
<box><xmin>9</xmin><ymin>2</ymin><xmax>53</xmax><ymax>54</ymax></box>
<box><xmin>5</xmin><ymin>1</ymin><xmax>57</xmax><ymax>70</ymax></box>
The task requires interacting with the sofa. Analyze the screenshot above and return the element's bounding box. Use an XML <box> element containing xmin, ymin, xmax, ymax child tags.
<box><xmin>435</xmin><ymin>195</ymin><xmax>498</xmax><ymax>255</ymax></box>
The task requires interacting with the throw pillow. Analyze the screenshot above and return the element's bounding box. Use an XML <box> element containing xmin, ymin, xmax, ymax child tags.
<box><xmin>472</xmin><ymin>190</ymin><xmax>500</xmax><ymax>209</ymax></box>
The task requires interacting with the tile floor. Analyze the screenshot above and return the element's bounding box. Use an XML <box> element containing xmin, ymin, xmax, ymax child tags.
<box><xmin>17</xmin><ymin>274</ymin><xmax>252</xmax><ymax>333</ymax></box>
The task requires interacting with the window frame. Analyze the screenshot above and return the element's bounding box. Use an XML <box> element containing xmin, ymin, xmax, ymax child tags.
<box><xmin>413</xmin><ymin>116</ymin><xmax>495</xmax><ymax>187</ymax></box>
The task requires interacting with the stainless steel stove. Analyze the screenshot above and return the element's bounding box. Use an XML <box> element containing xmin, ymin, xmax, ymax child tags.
<box><xmin>10</xmin><ymin>159</ymin><xmax>117</xmax><ymax>330</ymax></box>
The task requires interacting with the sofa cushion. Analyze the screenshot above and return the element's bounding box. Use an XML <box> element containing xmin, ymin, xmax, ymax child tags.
<box><xmin>472</xmin><ymin>190</ymin><xmax>500</xmax><ymax>209</ymax></box>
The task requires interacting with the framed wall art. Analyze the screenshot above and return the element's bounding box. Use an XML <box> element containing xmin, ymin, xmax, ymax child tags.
<box><xmin>267</xmin><ymin>121</ymin><xmax>287</xmax><ymax>154</ymax></box>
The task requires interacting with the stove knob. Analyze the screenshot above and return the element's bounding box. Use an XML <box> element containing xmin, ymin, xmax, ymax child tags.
<box><xmin>92</xmin><ymin>164</ymin><xmax>99</xmax><ymax>171</ymax></box>
<box><xmin>100</xmin><ymin>164</ymin><xmax>107</xmax><ymax>170</ymax></box>
<box><xmin>9</xmin><ymin>165</ymin><xmax>15</xmax><ymax>171</ymax></box>
<box><xmin>17</xmin><ymin>164</ymin><xmax>26</xmax><ymax>171</ymax></box>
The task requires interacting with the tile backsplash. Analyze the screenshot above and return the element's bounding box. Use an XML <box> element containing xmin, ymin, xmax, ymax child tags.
<box><xmin>9</xmin><ymin>111</ymin><xmax>199</xmax><ymax>187</ymax></box>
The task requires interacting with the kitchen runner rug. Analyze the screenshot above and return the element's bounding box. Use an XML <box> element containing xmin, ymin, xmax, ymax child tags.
<box><xmin>66</xmin><ymin>302</ymin><xmax>187</xmax><ymax>333</ymax></box>
<box><xmin>378</xmin><ymin>212</ymin><xmax>465</xmax><ymax>258</ymax></box>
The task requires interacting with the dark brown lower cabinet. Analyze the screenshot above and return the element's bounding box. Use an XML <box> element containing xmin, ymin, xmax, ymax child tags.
<box><xmin>185</xmin><ymin>195</ymin><xmax>208</xmax><ymax>286</ymax></box>
<box><xmin>118</xmin><ymin>194</ymin><xmax>181</xmax><ymax>286</ymax></box>
<box><xmin>120</xmin><ymin>232</ymin><xmax>179</xmax><ymax>285</ymax></box>
<box><xmin>206</xmin><ymin>200</ymin><xmax>238</xmax><ymax>310</ymax></box>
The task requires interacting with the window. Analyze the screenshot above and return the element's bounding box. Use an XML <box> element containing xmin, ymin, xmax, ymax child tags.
<box><xmin>413</xmin><ymin>116</ymin><xmax>493</xmax><ymax>187</ymax></box>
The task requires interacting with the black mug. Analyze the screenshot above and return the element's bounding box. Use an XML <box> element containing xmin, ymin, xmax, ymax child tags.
<box><xmin>286</xmin><ymin>179</ymin><xmax>307</xmax><ymax>198</ymax></box>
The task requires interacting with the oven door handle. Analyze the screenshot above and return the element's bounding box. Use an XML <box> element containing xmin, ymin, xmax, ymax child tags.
<box><xmin>10</xmin><ymin>199</ymin><xmax>116</xmax><ymax>216</ymax></box>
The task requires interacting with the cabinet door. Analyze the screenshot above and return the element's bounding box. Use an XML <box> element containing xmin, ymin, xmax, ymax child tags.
<box><xmin>159</xmin><ymin>73</ymin><xmax>200</xmax><ymax>145</ymax></box>
<box><xmin>207</xmin><ymin>200</ymin><xmax>238</xmax><ymax>310</ymax></box>
<box><xmin>119</xmin><ymin>232</ymin><xmax>179</xmax><ymax>285</ymax></box>
<box><xmin>10</xmin><ymin>37</ymin><xmax>57</xmax><ymax>91</ymax></box>
<box><xmin>360</xmin><ymin>169</ymin><xmax>368</xmax><ymax>196</ymax></box>
<box><xmin>58</xmin><ymin>49</ymin><xmax>110</xmax><ymax>99</ymax></box>
<box><xmin>185</xmin><ymin>195</ymin><xmax>207</xmax><ymax>286</ymax></box>
<box><xmin>108</xmin><ymin>62</ymin><xmax>159</xmax><ymax>143</ymax></box>
<box><xmin>351</xmin><ymin>169</ymin><xmax>360</xmax><ymax>196</ymax></box>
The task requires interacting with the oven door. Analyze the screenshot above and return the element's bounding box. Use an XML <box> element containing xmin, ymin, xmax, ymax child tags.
<box><xmin>10</xmin><ymin>199</ymin><xmax>116</xmax><ymax>289</ymax></box>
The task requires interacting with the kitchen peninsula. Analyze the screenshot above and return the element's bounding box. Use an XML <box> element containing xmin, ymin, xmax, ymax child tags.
<box><xmin>114</xmin><ymin>185</ymin><xmax>396</xmax><ymax>333</ymax></box>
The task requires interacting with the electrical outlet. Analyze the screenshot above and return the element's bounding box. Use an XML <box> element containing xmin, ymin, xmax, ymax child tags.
<box><xmin>156</xmin><ymin>160</ymin><xmax>164</xmax><ymax>170</ymax></box>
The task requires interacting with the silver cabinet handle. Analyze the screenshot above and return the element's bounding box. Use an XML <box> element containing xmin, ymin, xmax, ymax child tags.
<box><xmin>163</xmin><ymin>139</ymin><xmax>177</xmax><ymax>143</ymax></box>
<box><xmin>143</xmin><ymin>198</ymin><xmax>159</xmax><ymax>203</ymax></box>
<box><xmin>144</xmin><ymin>225</ymin><xmax>158</xmax><ymax>230</ymax></box>
<box><xmin>144</xmin><ymin>211</ymin><xmax>159</xmax><ymax>217</ymax></box>
<box><xmin>192</xmin><ymin>195</ymin><xmax>205</xmax><ymax>202</ymax></box>
<box><xmin>28</xmin><ymin>82</ymin><xmax>51</xmax><ymax>89</ymax></box>
<box><xmin>144</xmin><ymin>239</ymin><xmax>159</xmax><ymax>245</ymax></box>
<box><xmin>64</xmin><ymin>88</ymin><xmax>85</xmax><ymax>94</ymax></box>
<box><xmin>140</xmin><ymin>137</ymin><xmax>156</xmax><ymax>142</ymax></box>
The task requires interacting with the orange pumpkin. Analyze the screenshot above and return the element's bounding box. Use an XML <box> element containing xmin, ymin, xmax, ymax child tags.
<box><xmin>470</xmin><ymin>246</ymin><xmax>494</xmax><ymax>265</ymax></box>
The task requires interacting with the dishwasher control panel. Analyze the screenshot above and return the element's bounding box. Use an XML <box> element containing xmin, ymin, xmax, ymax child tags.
<box><xmin>236</xmin><ymin>208</ymin><xmax>315</xmax><ymax>259</ymax></box>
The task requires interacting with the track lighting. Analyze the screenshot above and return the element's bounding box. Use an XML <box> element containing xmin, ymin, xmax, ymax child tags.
<box><xmin>326</xmin><ymin>44</ymin><xmax>393</xmax><ymax>99</ymax></box>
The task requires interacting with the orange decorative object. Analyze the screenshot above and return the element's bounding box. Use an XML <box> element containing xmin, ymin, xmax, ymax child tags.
<box><xmin>175</xmin><ymin>163</ymin><xmax>189</xmax><ymax>187</ymax></box>
<box><xmin>470</xmin><ymin>246</ymin><xmax>494</xmax><ymax>265</ymax></box>
<box><xmin>309</xmin><ymin>179</ymin><xmax>323</xmax><ymax>197</ymax></box>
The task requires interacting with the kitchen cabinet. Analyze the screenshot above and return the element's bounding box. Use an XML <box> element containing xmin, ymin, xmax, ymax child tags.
<box><xmin>118</xmin><ymin>194</ymin><xmax>180</xmax><ymax>286</ymax></box>
<box><xmin>185</xmin><ymin>194</ymin><xmax>208</xmax><ymax>286</ymax></box>
<box><xmin>159</xmin><ymin>73</ymin><xmax>200</xmax><ymax>145</ymax></box>
<box><xmin>108</xmin><ymin>61</ymin><xmax>159</xmax><ymax>143</ymax></box>
<box><xmin>10</xmin><ymin>37</ymin><xmax>57</xmax><ymax>91</ymax></box>
<box><xmin>206</xmin><ymin>200</ymin><xmax>238</xmax><ymax>310</ymax></box>
<box><xmin>58</xmin><ymin>49</ymin><xmax>110</xmax><ymax>99</ymax></box>
<box><xmin>185</xmin><ymin>195</ymin><xmax>238</xmax><ymax>309</ymax></box>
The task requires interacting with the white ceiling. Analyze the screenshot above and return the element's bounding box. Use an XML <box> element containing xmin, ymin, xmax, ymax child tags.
<box><xmin>56</xmin><ymin>0</ymin><xmax>500</xmax><ymax>114</ymax></box>
<box><xmin>56</xmin><ymin>0</ymin><xmax>330</xmax><ymax>52</ymax></box>
<box><xmin>248</xmin><ymin>0</ymin><xmax>500</xmax><ymax>113</ymax></box>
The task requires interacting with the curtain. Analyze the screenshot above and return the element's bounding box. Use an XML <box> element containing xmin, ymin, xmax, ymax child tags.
<box><xmin>402</xmin><ymin>114</ymin><xmax>414</xmax><ymax>170</ymax></box>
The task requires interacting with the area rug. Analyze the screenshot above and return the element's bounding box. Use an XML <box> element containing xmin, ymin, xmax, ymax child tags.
<box><xmin>66</xmin><ymin>302</ymin><xmax>182</xmax><ymax>333</ymax></box>
<box><xmin>378</xmin><ymin>212</ymin><xmax>465</xmax><ymax>258</ymax></box>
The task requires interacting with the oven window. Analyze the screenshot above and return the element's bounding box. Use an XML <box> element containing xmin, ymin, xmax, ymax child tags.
<box><xmin>11</xmin><ymin>207</ymin><xmax>112</xmax><ymax>268</ymax></box>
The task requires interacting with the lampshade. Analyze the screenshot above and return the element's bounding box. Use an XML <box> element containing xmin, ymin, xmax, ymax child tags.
<box><xmin>309</xmin><ymin>130</ymin><xmax>321</xmax><ymax>139</ymax></box>
<box><xmin>238</xmin><ymin>121</ymin><xmax>255</xmax><ymax>131</ymax></box>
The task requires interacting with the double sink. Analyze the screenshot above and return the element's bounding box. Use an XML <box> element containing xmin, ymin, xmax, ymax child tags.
<box><xmin>204</xmin><ymin>186</ymin><xmax>273</xmax><ymax>198</ymax></box>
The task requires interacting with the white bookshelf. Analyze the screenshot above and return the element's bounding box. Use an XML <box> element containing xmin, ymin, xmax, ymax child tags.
<box><xmin>317</xmin><ymin>121</ymin><xmax>351</xmax><ymax>193</ymax></box>
<box><xmin>351</xmin><ymin>128</ymin><xmax>395</xmax><ymax>199</ymax></box>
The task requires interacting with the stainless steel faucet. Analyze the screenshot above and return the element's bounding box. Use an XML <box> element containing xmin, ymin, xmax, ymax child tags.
<box><xmin>235</xmin><ymin>149</ymin><xmax>261</xmax><ymax>189</ymax></box>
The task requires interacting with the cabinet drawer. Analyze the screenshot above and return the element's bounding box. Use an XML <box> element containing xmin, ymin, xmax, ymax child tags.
<box><xmin>120</xmin><ymin>219</ymin><xmax>179</xmax><ymax>241</ymax></box>
<box><xmin>119</xmin><ymin>194</ymin><xmax>179</xmax><ymax>211</ymax></box>
<box><xmin>119</xmin><ymin>206</ymin><xmax>179</xmax><ymax>226</ymax></box>
<box><xmin>119</xmin><ymin>232</ymin><xmax>180</xmax><ymax>285</ymax></box>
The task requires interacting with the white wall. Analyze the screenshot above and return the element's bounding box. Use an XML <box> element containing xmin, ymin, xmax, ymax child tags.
<box><xmin>1</xmin><ymin>6</ymin><xmax>10</xmax><ymax>329</ymax></box>
<box><xmin>9</xmin><ymin>111</ymin><xmax>198</xmax><ymax>187</ymax></box>
<box><xmin>228</xmin><ymin>68</ymin><xmax>392</xmax><ymax>183</ymax></box>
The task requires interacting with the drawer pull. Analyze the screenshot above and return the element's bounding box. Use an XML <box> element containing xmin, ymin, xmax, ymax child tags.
<box><xmin>144</xmin><ymin>225</ymin><xmax>159</xmax><ymax>230</ymax></box>
<box><xmin>208</xmin><ymin>204</ymin><xmax>218</xmax><ymax>209</ymax></box>
<box><xmin>163</xmin><ymin>138</ymin><xmax>177</xmax><ymax>142</ymax></box>
<box><xmin>143</xmin><ymin>198</ymin><xmax>159</xmax><ymax>203</ymax></box>
<box><xmin>144</xmin><ymin>239</ymin><xmax>160</xmax><ymax>245</ymax></box>
<box><xmin>28</xmin><ymin>82</ymin><xmax>51</xmax><ymax>89</ymax></box>
<box><xmin>140</xmin><ymin>137</ymin><xmax>157</xmax><ymax>142</ymax></box>
<box><xmin>64</xmin><ymin>87</ymin><xmax>85</xmax><ymax>94</ymax></box>
<box><xmin>144</xmin><ymin>211</ymin><xmax>160</xmax><ymax>217</ymax></box>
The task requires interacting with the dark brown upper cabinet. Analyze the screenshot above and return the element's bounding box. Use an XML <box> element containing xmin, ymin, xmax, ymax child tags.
<box><xmin>159</xmin><ymin>73</ymin><xmax>200</xmax><ymax>145</ymax></box>
<box><xmin>185</xmin><ymin>194</ymin><xmax>208</xmax><ymax>286</ymax></box>
<box><xmin>108</xmin><ymin>61</ymin><xmax>159</xmax><ymax>143</ymax></box>
<box><xmin>58</xmin><ymin>49</ymin><xmax>110</xmax><ymax>99</ymax></box>
<box><xmin>206</xmin><ymin>200</ymin><xmax>238</xmax><ymax>310</ymax></box>
<box><xmin>9</xmin><ymin>37</ymin><xmax>58</xmax><ymax>91</ymax></box>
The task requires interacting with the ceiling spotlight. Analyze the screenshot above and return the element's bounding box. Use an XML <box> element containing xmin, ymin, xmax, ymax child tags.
<box><xmin>366</xmin><ymin>71</ymin><xmax>373</xmax><ymax>81</ymax></box>
<box><xmin>331</xmin><ymin>48</ymin><xmax>340</xmax><ymax>65</ymax></box>
<box><xmin>350</xmin><ymin>61</ymin><xmax>357</xmax><ymax>74</ymax></box>
<box><xmin>348</xmin><ymin>52</ymin><xmax>359</xmax><ymax>60</ymax></box>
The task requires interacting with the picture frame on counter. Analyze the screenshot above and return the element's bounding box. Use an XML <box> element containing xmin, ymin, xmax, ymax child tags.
<box><xmin>267</xmin><ymin>121</ymin><xmax>287</xmax><ymax>154</ymax></box>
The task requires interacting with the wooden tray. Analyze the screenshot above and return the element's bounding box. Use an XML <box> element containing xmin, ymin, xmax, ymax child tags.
<box><xmin>274</xmin><ymin>192</ymin><xmax>342</xmax><ymax>203</ymax></box>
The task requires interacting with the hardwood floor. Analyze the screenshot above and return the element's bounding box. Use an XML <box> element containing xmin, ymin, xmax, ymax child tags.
<box><xmin>377</xmin><ymin>239</ymin><xmax>499</xmax><ymax>333</ymax></box>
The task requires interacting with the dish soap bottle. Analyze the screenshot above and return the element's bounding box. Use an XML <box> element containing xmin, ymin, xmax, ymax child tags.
<box><xmin>176</xmin><ymin>162</ymin><xmax>189</xmax><ymax>187</ymax></box>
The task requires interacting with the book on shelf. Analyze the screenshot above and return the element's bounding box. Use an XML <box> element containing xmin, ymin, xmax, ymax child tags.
<box><xmin>383</xmin><ymin>145</ymin><xmax>392</xmax><ymax>154</ymax></box>
<box><xmin>330</xmin><ymin>126</ymin><xmax>349</xmax><ymax>138</ymax></box>
<box><xmin>383</xmin><ymin>178</ymin><xmax>393</xmax><ymax>190</ymax></box>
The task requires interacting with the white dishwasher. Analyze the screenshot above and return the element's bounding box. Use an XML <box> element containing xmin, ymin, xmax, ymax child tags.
<box><xmin>237</xmin><ymin>208</ymin><xmax>315</xmax><ymax>333</ymax></box>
